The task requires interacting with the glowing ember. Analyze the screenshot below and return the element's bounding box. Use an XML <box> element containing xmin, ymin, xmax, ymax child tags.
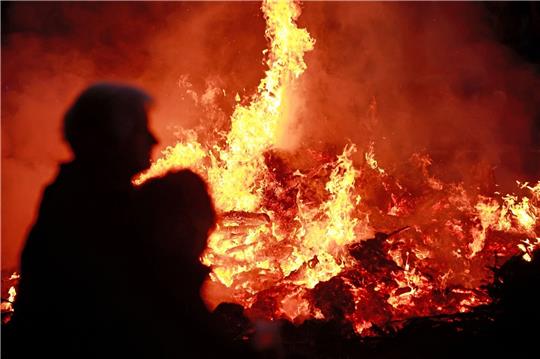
<box><xmin>518</xmin><ymin>238</ymin><xmax>540</xmax><ymax>262</ymax></box>
<box><xmin>135</xmin><ymin>0</ymin><xmax>539</xmax><ymax>335</ymax></box>
<box><xmin>1</xmin><ymin>272</ymin><xmax>19</xmax><ymax>314</ymax></box>
<box><xmin>8</xmin><ymin>286</ymin><xmax>16</xmax><ymax>304</ymax></box>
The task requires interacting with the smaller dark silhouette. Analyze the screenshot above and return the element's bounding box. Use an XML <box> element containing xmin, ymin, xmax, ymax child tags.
<box><xmin>136</xmin><ymin>170</ymin><xmax>253</xmax><ymax>357</ymax></box>
<box><xmin>488</xmin><ymin>248</ymin><xmax>540</xmax><ymax>350</ymax></box>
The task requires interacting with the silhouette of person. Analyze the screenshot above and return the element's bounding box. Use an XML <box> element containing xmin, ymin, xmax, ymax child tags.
<box><xmin>135</xmin><ymin>170</ymin><xmax>253</xmax><ymax>358</ymax></box>
<box><xmin>5</xmin><ymin>83</ymin><xmax>157</xmax><ymax>359</ymax></box>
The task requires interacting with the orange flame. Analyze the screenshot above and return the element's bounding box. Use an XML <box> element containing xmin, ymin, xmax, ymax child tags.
<box><xmin>1</xmin><ymin>272</ymin><xmax>19</xmax><ymax>313</ymax></box>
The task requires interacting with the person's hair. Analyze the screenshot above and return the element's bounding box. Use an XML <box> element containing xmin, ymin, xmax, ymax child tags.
<box><xmin>64</xmin><ymin>82</ymin><xmax>152</xmax><ymax>157</ymax></box>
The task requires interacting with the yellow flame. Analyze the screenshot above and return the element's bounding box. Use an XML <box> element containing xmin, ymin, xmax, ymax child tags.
<box><xmin>480</xmin><ymin>188</ymin><xmax>538</xmax><ymax>233</ymax></box>
<box><xmin>1</xmin><ymin>285</ymin><xmax>17</xmax><ymax>313</ymax></box>
<box><xmin>474</xmin><ymin>183</ymin><xmax>539</xmax><ymax>259</ymax></box>
<box><xmin>292</xmin><ymin>145</ymin><xmax>361</xmax><ymax>288</ymax></box>
<box><xmin>136</xmin><ymin>0</ymin><xmax>314</xmax><ymax>214</ymax></box>
<box><xmin>517</xmin><ymin>237</ymin><xmax>540</xmax><ymax>262</ymax></box>
<box><xmin>365</xmin><ymin>142</ymin><xmax>385</xmax><ymax>175</ymax></box>
<box><xmin>134</xmin><ymin>140</ymin><xmax>206</xmax><ymax>185</ymax></box>
<box><xmin>8</xmin><ymin>286</ymin><xmax>16</xmax><ymax>303</ymax></box>
<box><xmin>501</xmin><ymin>194</ymin><xmax>537</xmax><ymax>232</ymax></box>
<box><xmin>207</xmin><ymin>0</ymin><xmax>314</xmax><ymax>211</ymax></box>
<box><xmin>470</xmin><ymin>197</ymin><xmax>499</xmax><ymax>257</ymax></box>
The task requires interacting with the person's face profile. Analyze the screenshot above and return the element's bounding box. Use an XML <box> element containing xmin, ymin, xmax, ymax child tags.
<box><xmin>120</xmin><ymin>105</ymin><xmax>158</xmax><ymax>175</ymax></box>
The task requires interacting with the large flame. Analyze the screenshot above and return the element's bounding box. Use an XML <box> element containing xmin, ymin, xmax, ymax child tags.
<box><xmin>135</xmin><ymin>0</ymin><xmax>539</xmax><ymax>335</ymax></box>
<box><xmin>135</xmin><ymin>0</ymin><xmax>314</xmax><ymax>214</ymax></box>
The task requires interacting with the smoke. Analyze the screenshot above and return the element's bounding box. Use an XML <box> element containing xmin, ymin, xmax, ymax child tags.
<box><xmin>2</xmin><ymin>2</ymin><xmax>539</xmax><ymax>269</ymax></box>
<box><xmin>296</xmin><ymin>2</ymin><xmax>540</xmax><ymax>186</ymax></box>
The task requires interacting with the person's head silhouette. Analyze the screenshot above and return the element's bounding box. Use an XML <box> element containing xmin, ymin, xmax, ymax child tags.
<box><xmin>139</xmin><ymin>169</ymin><xmax>217</xmax><ymax>265</ymax></box>
<box><xmin>64</xmin><ymin>83</ymin><xmax>157</xmax><ymax>178</ymax></box>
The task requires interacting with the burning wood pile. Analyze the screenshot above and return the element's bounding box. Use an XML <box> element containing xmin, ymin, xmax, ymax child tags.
<box><xmin>132</xmin><ymin>0</ymin><xmax>540</xmax><ymax>338</ymax></box>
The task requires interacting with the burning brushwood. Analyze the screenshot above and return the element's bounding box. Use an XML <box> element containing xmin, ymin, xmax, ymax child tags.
<box><xmin>348</xmin><ymin>226</ymin><xmax>411</xmax><ymax>273</ymax></box>
<box><xmin>129</xmin><ymin>0</ymin><xmax>539</xmax><ymax>336</ymax></box>
<box><xmin>220</xmin><ymin>211</ymin><xmax>271</xmax><ymax>230</ymax></box>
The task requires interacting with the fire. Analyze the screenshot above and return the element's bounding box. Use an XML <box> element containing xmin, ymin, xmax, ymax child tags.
<box><xmin>134</xmin><ymin>0</ymin><xmax>539</xmax><ymax>335</ymax></box>
<box><xmin>517</xmin><ymin>237</ymin><xmax>540</xmax><ymax>262</ymax></box>
<box><xmin>0</xmin><ymin>287</ymin><xmax>17</xmax><ymax>313</ymax></box>
<box><xmin>365</xmin><ymin>142</ymin><xmax>385</xmax><ymax>175</ymax></box>
<box><xmin>288</xmin><ymin>144</ymin><xmax>361</xmax><ymax>288</ymax></box>
<box><xmin>134</xmin><ymin>132</ymin><xmax>206</xmax><ymax>185</ymax></box>
<box><xmin>135</xmin><ymin>0</ymin><xmax>314</xmax><ymax>214</ymax></box>
<box><xmin>474</xmin><ymin>185</ymin><xmax>539</xmax><ymax>236</ymax></box>
<box><xmin>1</xmin><ymin>272</ymin><xmax>19</xmax><ymax>315</ymax></box>
<box><xmin>8</xmin><ymin>286</ymin><xmax>16</xmax><ymax>304</ymax></box>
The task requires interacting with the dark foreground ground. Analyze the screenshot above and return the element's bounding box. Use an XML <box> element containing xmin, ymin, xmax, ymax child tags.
<box><xmin>3</xmin><ymin>249</ymin><xmax>537</xmax><ymax>359</ymax></box>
